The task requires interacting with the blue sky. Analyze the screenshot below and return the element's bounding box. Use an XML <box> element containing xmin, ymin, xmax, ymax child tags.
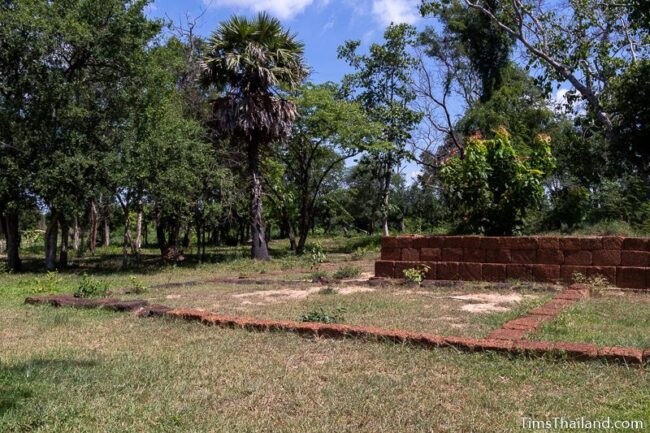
<box><xmin>147</xmin><ymin>0</ymin><xmax>425</xmax><ymax>84</ymax></box>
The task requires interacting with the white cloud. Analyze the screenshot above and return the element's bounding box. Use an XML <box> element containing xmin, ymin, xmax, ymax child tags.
<box><xmin>371</xmin><ymin>0</ymin><xmax>420</xmax><ymax>25</ymax></box>
<box><xmin>203</xmin><ymin>0</ymin><xmax>317</xmax><ymax>20</ymax></box>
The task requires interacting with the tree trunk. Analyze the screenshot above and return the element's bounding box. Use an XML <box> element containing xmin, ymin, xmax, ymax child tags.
<box><xmin>102</xmin><ymin>205</ymin><xmax>110</xmax><ymax>247</ymax></box>
<box><xmin>44</xmin><ymin>214</ymin><xmax>59</xmax><ymax>271</ymax></box>
<box><xmin>135</xmin><ymin>209</ymin><xmax>143</xmax><ymax>251</ymax></box>
<box><xmin>122</xmin><ymin>212</ymin><xmax>132</xmax><ymax>269</ymax></box>
<box><xmin>87</xmin><ymin>200</ymin><xmax>98</xmax><ymax>254</ymax></box>
<box><xmin>380</xmin><ymin>166</ymin><xmax>392</xmax><ymax>237</ymax></box>
<box><xmin>59</xmin><ymin>218</ymin><xmax>69</xmax><ymax>268</ymax></box>
<box><xmin>4</xmin><ymin>209</ymin><xmax>22</xmax><ymax>272</ymax></box>
<box><xmin>287</xmin><ymin>220</ymin><xmax>297</xmax><ymax>252</ymax></box>
<box><xmin>248</xmin><ymin>140</ymin><xmax>270</xmax><ymax>260</ymax></box>
<box><xmin>155</xmin><ymin>207</ymin><xmax>166</xmax><ymax>256</ymax></box>
<box><xmin>72</xmin><ymin>216</ymin><xmax>81</xmax><ymax>253</ymax></box>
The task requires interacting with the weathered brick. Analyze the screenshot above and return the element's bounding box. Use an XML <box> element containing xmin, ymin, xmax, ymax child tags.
<box><xmin>602</xmin><ymin>236</ymin><xmax>624</xmax><ymax>250</ymax></box>
<box><xmin>401</xmin><ymin>247</ymin><xmax>420</xmax><ymax>261</ymax></box>
<box><xmin>617</xmin><ymin>267</ymin><xmax>647</xmax><ymax>289</ymax></box>
<box><xmin>537</xmin><ymin>237</ymin><xmax>559</xmax><ymax>249</ymax></box>
<box><xmin>441</xmin><ymin>247</ymin><xmax>463</xmax><ymax>261</ymax></box>
<box><xmin>537</xmin><ymin>249</ymin><xmax>564</xmax><ymax>265</ymax></box>
<box><xmin>503</xmin><ymin>315</ymin><xmax>548</xmax><ymax>331</ymax></box>
<box><xmin>564</xmin><ymin>250</ymin><xmax>592</xmax><ymax>265</ymax></box>
<box><xmin>479</xmin><ymin>338</ymin><xmax>514</xmax><ymax>352</ymax></box>
<box><xmin>621</xmin><ymin>250</ymin><xmax>649</xmax><ymax>267</ymax></box>
<box><xmin>506</xmin><ymin>237</ymin><xmax>538</xmax><ymax>250</ymax></box>
<box><xmin>437</xmin><ymin>262</ymin><xmax>460</xmax><ymax>280</ymax></box>
<box><xmin>559</xmin><ymin>237</ymin><xmax>583</xmax><ymax>251</ymax></box>
<box><xmin>381</xmin><ymin>247</ymin><xmax>401</xmax><ymax>260</ymax></box>
<box><xmin>560</xmin><ymin>265</ymin><xmax>587</xmax><ymax>283</ymax></box>
<box><xmin>425</xmin><ymin>237</ymin><xmax>446</xmax><ymax>248</ymax></box>
<box><xmin>622</xmin><ymin>238</ymin><xmax>648</xmax><ymax>251</ymax></box>
<box><xmin>598</xmin><ymin>347</ymin><xmax>644</xmax><ymax>364</ymax></box>
<box><xmin>481</xmin><ymin>237</ymin><xmax>500</xmax><ymax>250</ymax></box>
<box><xmin>506</xmin><ymin>264</ymin><xmax>534</xmax><ymax>281</ymax></box>
<box><xmin>510</xmin><ymin>249</ymin><xmax>537</xmax><ymax>264</ymax></box>
<box><xmin>586</xmin><ymin>266</ymin><xmax>616</xmax><ymax>285</ymax></box>
<box><xmin>442</xmin><ymin>236</ymin><xmax>462</xmax><ymax>248</ymax></box>
<box><xmin>397</xmin><ymin>236</ymin><xmax>414</xmax><ymax>249</ymax></box>
<box><xmin>483</xmin><ymin>263</ymin><xmax>507</xmax><ymax>281</ymax></box>
<box><xmin>485</xmin><ymin>248</ymin><xmax>511</xmax><ymax>263</ymax></box>
<box><xmin>420</xmin><ymin>247</ymin><xmax>441</xmax><ymax>261</ymax></box>
<box><xmin>579</xmin><ymin>238</ymin><xmax>603</xmax><ymax>250</ymax></box>
<box><xmin>443</xmin><ymin>336</ymin><xmax>482</xmax><ymax>351</ymax></box>
<box><xmin>374</xmin><ymin>260</ymin><xmax>395</xmax><ymax>278</ymax></box>
<box><xmin>554</xmin><ymin>342</ymin><xmax>598</xmax><ymax>359</ymax></box>
<box><xmin>461</xmin><ymin>236</ymin><xmax>483</xmax><ymax>248</ymax></box>
<box><xmin>412</xmin><ymin>236</ymin><xmax>431</xmax><ymax>249</ymax></box>
<box><xmin>532</xmin><ymin>264</ymin><xmax>560</xmax><ymax>283</ymax></box>
<box><xmin>464</xmin><ymin>247</ymin><xmax>485</xmax><ymax>262</ymax></box>
<box><xmin>512</xmin><ymin>340</ymin><xmax>555</xmax><ymax>355</ymax></box>
<box><xmin>487</xmin><ymin>328</ymin><xmax>528</xmax><ymax>340</ymax></box>
<box><xmin>381</xmin><ymin>236</ymin><xmax>399</xmax><ymax>249</ymax></box>
<box><xmin>592</xmin><ymin>249</ymin><xmax>621</xmax><ymax>266</ymax></box>
<box><xmin>459</xmin><ymin>262</ymin><xmax>482</xmax><ymax>281</ymax></box>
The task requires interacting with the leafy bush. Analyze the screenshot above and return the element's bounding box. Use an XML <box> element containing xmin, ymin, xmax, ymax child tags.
<box><xmin>74</xmin><ymin>274</ymin><xmax>109</xmax><ymax>298</ymax></box>
<box><xmin>351</xmin><ymin>246</ymin><xmax>369</xmax><ymax>260</ymax></box>
<box><xmin>300</xmin><ymin>307</ymin><xmax>346</xmax><ymax>324</ymax></box>
<box><xmin>402</xmin><ymin>265</ymin><xmax>431</xmax><ymax>285</ymax></box>
<box><xmin>129</xmin><ymin>276</ymin><xmax>148</xmax><ymax>294</ymax></box>
<box><xmin>440</xmin><ymin>129</ymin><xmax>555</xmax><ymax>235</ymax></box>
<box><xmin>332</xmin><ymin>264</ymin><xmax>362</xmax><ymax>280</ymax></box>
<box><xmin>572</xmin><ymin>272</ymin><xmax>611</xmax><ymax>296</ymax></box>
<box><xmin>308</xmin><ymin>242</ymin><xmax>327</xmax><ymax>270</ymax></box>
<box><xmin>318</xmin><ymin>286</ymin><xmax>338</xmax><ymax>295</ymax></box>
<box><xmin>32</xmin><ymin>271</ymin><xmax>63</xmax><ymax>294</ymax></box>
<box><xmin>309</xmin><ymin>270</ymin><xmax>329</xmax><ymax>282</ymax></box>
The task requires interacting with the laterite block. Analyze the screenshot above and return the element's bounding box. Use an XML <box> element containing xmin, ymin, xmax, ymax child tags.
<box><xmin>617</xmin><ymin>267</ymin><xmax>647</xmax><ymax>289</ymax></box>
<box><xmin>482</xmin><ymin>263</ymin><xmax>507</xmax><ymax>282</ymax></box>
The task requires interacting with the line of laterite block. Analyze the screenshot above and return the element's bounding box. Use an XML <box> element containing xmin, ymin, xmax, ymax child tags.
<box><xmin>25</xmin><ymin>291</ymin><xmax>649</xmax><ymax>366</ymax></box>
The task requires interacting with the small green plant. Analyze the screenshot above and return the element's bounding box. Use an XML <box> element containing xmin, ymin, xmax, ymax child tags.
<box><xmin>32</xmin><ymin>271</ymin><xmax>63</xmax><ymax>293</ymax></box>
<box><xmin>129</xmin><ymin>276</ymin><xmax>148</xmax><ymax>294</ymax></box>
<box><xmin>309</xmin><ymin>270</ymin><xmax>329</xmax><ymax>282</ymax></box>
<box><xmin>572</xmin><ymin>272</ymin><xmax>610</xmax><ymax>296</ymax></box>
<box><xmin>309</xmin><ymin>242</ymin><xmax>327</xmax><ymax>270</ymax></box>
<box><xmin>75</xmin><ymin>273</ymin><xmax>109</xmax><ymax>298</ymax></box>
<box><xmin>332</xmin><ymin>264</ymin><xmax>362</xmax><ymax>280</ymax></box>
<box><xmin>403</xmin><ymin>265</ymin><xmax>431</xmax><ymax>285</ymax></box>
<box><xmin>318</xmin><ymin>286</ymin><xmax>338</xmax><ymax>295</ymax></box>
<box><xmin>351</xmin><ymin>246</ymin><xmax>368</xmax><ymax>260</ymax></box>
<box><xmin>300</xmin><ymin>307</ymin><xmax>346</xmax><ymax>324</ymax></box>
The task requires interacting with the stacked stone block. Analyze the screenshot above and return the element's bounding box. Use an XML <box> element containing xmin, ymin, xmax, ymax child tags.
<box><xmin>375</xmin><ymin>235</ymin><xmax>650</xmax><ymax>289</ymax></box>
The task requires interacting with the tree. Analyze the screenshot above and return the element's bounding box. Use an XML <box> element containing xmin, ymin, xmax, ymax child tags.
<box><xmin>439</xmin><ymin>129</ymin><xmax>555</xmax><ymax>235</ymax></box>
<box><xmin>280</xmin><ymin>83</ymin><xmax>383</xmax><ymax>254</ymax></box>
<box><xmin>421</xmin><ymin>0</ymin><xmax>646</xmax><ymax>132</ymax></box>
<box><xmin>201</xmin><ymin>13</ymin><xmax>308</xmax><ymax>260</ymax></box>
<box><xmin>338</xmin><ymin>24</ymin><xmax>423</xmax><ymax>236</ymax></box>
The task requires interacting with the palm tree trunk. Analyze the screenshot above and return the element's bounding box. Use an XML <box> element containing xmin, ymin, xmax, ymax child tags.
<box><xmin>248</xmin><ymin>139</ymin><xmax>270</xmax><ymax>260</ymax></box>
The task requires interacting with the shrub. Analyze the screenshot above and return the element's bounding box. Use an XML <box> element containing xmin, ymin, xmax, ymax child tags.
<box><xmin>440</xmin><ymin>129</ymin><xmax>555</xmax><ymax>235</ymax></box>
<box><xmin>309</xmin><ymin>270</ymin><xmax>330</xmax><ymax>282</ymax></box>
<box><xmin>32</xmin><ymin>271</ymin><xmax>63</xmax><ymax>294</ymax></box>
<box><xmin>300</xmin><ymin>307</ymin><xmax>346</xmax><ymax>324</ymax></box>
<box><xmin>318</xmin><ymin>286</ymin><xmax>338</xmax><ymax>295</ymax></box>
<box><xmin>308</xmin><ymin>242</ymin><xmax>327</xmax><ymax>270</ymax></box>
<box><xmin>402</xmin><ymin>265</ymin><xmax>430</xmax><ymax>285</ymax></box>
<box><xmin>129</xmin><ymin>276</ymin><xmax>148</xmax><ymax>294</ymax></box>
<box><xmin>572</xmin><ymin>272</ymin><xmax>611</xmax><ymax>296</ymax></box>
<box><xmin>75</xmin><ymin>274</ymin><xmax>109</xmax><ymax>298</ymax></box>
<box><xmin>332</xmin><ymin>264</ymin><xmax>362</xmax><ymax>280</ymax></box>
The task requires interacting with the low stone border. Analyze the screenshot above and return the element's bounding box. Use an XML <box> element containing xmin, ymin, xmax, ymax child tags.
<box><xmin>25</xmin><ymin>288</ymin><xmax>648</xmax><ymax>366</ymax></box>
<box><xmin>487</xmin><ymin>283</ymin><xmax>591</xmax><ymax>341</ymax></box>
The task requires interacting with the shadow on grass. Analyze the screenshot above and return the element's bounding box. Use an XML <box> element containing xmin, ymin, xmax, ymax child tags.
<box><xmin>0</xmin><ymin>358</ymin><xmax>98</xmax><ymax>417</ymax></box>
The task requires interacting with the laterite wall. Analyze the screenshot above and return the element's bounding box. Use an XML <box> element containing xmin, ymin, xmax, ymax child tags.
<box><xmin>375</xmin><ymin>236</ymin><xmax>650</xmax><ymax>289</ymax></box>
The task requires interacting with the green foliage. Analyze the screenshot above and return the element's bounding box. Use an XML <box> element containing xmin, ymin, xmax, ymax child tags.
<box><xmin>74</xmin><ymin>274</ymin><xmax>109</xmax><ymax>298</ymax></box>
<box><xmin>31</xmin><ymin>272</ymin><xmax>63</xmax><ymax>294</ymax></box>
<box><xmin>300</xmin><ymin>307</ymin><xmax>346</xmax><ymax>324</ymax></box>
<box><xmin>309</xmin><ymin>270</ymin><xmax>329</xmax><ymax>282</ymax></box>
<box><xmin>402</xmin><ymin>265</ymin><xmax>430</xmax><ymax>285</ymax></box>
<box><xmin>129</xmin><ymin>277</ymin><xmax>148</xmax><ymax>295</ymax></box>
<box><xmin>308</xmin><ymin>243</ymin><xmax>327</xmax><ymax>270</ymax></box>
<box><xmin>332</xmin><ymin>265</ymin><xmax>362</xmax><ymax>280</ymax></box>
<box><xmin>440</xmin><ymin>129</ymin><xmax>555</xmax><ymax>235</ymax></box>
<box><xmin>318</xmin><ymin>286</ymin><xmax>338</xmax><ymax>295</ymax></box>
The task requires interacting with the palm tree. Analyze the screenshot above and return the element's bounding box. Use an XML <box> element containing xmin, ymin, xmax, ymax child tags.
<box><xmin>201</xmin><ymin>13</ymin><xmax>308</xmax><ymax>260</ymax></box>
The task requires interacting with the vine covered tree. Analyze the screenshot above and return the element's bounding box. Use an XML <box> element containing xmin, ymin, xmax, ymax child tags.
<box><xmin>201</xmin><ymin>13</ymin><xmax>308</xmax><ymax>260</ymax></box>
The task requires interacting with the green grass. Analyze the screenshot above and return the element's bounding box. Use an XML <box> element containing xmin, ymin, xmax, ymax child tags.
<box><xmin>1</xmin><ymin>305</ymin><xmax>649</xmax><ymax>433</ymax></box>
<box><xmin>531</xmin><ymin>293</ymin><xmax>650</xmax><ymax>349</ymax></box>
<box><xmin>2</xmin><ymin>237</ymin><xmax>650</xmax><ymax>432</ymax></box>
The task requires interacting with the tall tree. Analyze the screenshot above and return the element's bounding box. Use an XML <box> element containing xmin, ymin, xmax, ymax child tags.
<box><xmin>338</xmin><ymin>24</ymin><xmax>422</xmax><ymax>236</ymax></box>
<box><xmin>201</xmin><ymin>13</ymin><xmax>308</xmax><ymax>260</ymax></box>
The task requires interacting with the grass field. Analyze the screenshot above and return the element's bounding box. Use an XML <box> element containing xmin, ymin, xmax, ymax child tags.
<box><xmin>1</xmin><ymin>236</ymin><xmax>649</xmax><ymax>432</ymax></box>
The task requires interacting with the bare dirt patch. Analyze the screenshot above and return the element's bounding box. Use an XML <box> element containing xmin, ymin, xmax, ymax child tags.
<box><xmin>232</xmin><ymin>285</ymin><xmax>376</xmax><ymax>305</ymax></box>
<box><xmin>451</xmin><ymin>292</ymin><xmax>529</xmax><ymax>314</ymax></box>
